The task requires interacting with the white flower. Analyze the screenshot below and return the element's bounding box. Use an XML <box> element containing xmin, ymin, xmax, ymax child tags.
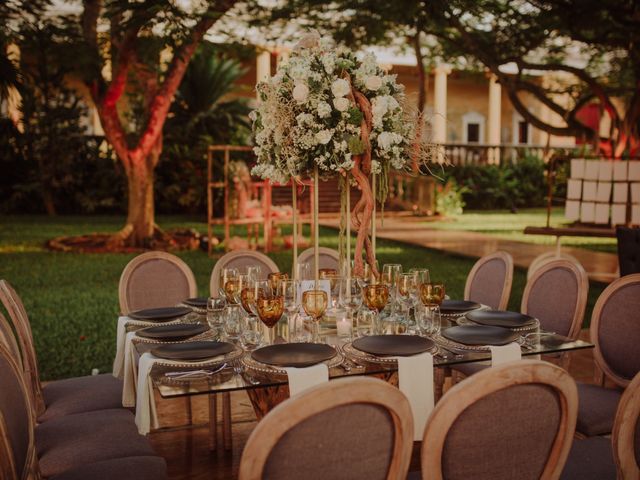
<box><xmin>331</xmin><ymin>79</ymin><xmax>350</xmax><ymax>98</ymax></box>
<box><xmin>322</xmin><ymin>56</ymin><xmax>335</xmax><ymax>74</ymax></box>
<box><xmin>333</xmin><ymin>97</ymin><xmax>350</xmax><ymax>112</ymax></box>
<box><xmin>292</xmin><ymin>83</ymin><xmax>309</xmax><ymax>103</ymax></box>
<box><xmin>317</xmin><ymin>101</ymin><xmax>331</xmax><ymax>118</ymax></box>
<box><xmin>315</xmin><ymin>129</ymin><xmax>333</xmax><ymax>145</ymax></box>
<box><xmin>377</xmin><ymin>131</ymin><xmax>403</xmax><ymax>150</ymax></box>
<box><xmin>365</xmin><ymin>76</ymin><xmax>383</xmax><ymax>91</ymax></box>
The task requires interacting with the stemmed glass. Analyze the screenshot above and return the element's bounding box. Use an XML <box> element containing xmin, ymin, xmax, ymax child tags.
<box><xmin>340</xmin><ymin>277</ymin><xmax>362</xmax><ymax>318</ymax></box>
<box><xmin>302</xmin><ymin>290</ymin><xmax>328</xmax><ymax>343</ymax></box>
<box><xmin>357</xmin><ymin>260</ymin><xmax>379</xmax><ymax>284</ymax></box>
<box><xmin>410</xmin><ymin>268</ymin><xmax>430</xmax><ymax>285</ymax></box>
<box><xmin>363</xmin><ymin>283</ymin><xmax>389</xmax><ymax>328</ymax></box>
<box><xmin>280</xmin><ymin>279</ymin><xmax>299</xmax><ymax>340</ymax></box>
<box><xmin>419</xmin><ymin>282</ymin><xmax>445</xmax><ymax>338</ymax></box>
<box><xmin>220</xmin><ymin>267</ymin><xmax>239</xmax><ymax>302</ymax></box>
<box><xmin>397</xmin><ymin>272</ymin><xmax>418</xmax><ymax>318</ymax></box>
<box><xmin>295</xmin><ymin>262</ymin><xmax>311</xmax><ymax>281</ymax></box>
<box><xmin>245</xmin><ymin>266</ymin><xmax>262</xmax><ymax>281</ymax></box>
<box><xmin>255</xmin><ymin>289</ymin><xmax>284</xmax><ymax>345</ymax></box>
<box><xmin>223</xmin><ymin>304</ymin><xmax>243</xmax><ymax>342</ymax></box>
<box><xmin>381</xmin><ymin>263</ymin><xmax>402</xmax><ymax>319</ymax></box>
<box><xmin>267</xmin><ymin>272</ymin><xmax>288</xmax><ymax>294</ymax></box>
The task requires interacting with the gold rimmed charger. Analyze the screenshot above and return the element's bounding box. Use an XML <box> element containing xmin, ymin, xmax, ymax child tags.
<box><xmin>343</xmin><ymin>336</ymin><xmax>438</xmax><ymax>365</ymax></box>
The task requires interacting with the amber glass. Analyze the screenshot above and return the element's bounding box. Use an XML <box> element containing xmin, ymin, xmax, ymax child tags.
<box><xmin>256</xmin><ymin>296</ymin><xmax>284</xmax><ymax>328</ymax></box>
<box><xmin>223</xmin><ymin>279</ymin><xmax>240</xmax><ymax>304</ymax></box>
<box><xmin>319</xmin><ymin>268</ymin><xmax>338</xmax><ymax>279</ymax></box>
<box><xmin>240</xmin><ymin>286</ymin><xmax>265</xmax><ymax>315</ymax></box>
<box><xmin>363</xmin><ymin>284</ymin><xmax>389</xmax><ymax>312</ymax></box>
<box><xmin>419</xmin><ymin>283</ymin><xmax>445</xmax><ymax>307</ymax></box>
<box><xmin>302</xmin><ymin>290</ymin><xmax>328</xmax><ymax>320</ymax></box>
<box><xmin>267</xmin><ymin>272</ymin><xmax>289</xmax><ymax>293</ymax></box>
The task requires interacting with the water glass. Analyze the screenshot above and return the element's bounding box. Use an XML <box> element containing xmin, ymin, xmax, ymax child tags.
<box><xmin>240</xmin><ymin>315</ymin><xmax>263</xmax><ymax>350</ymax></box>
<box><xmin>219</xmin><ymin>267</ymin><xmax>238</xmax><ymax>297</ymax></box>
<box><xmin>223</xmin><ymin>304</ymin><xmax>243</xmax><ymax>341</ymax></box>
<box><xmin>206</xmin><ymin>297</ymin><xmax>226</xmax><ymax>328</ymax></box>
<box><xmin>245</xmin><ymin>266</ymin><xmax>262</xmax><ymax>281</ymax></box>
<box><xmin>417</xmin><ymin>306</ymin><xmax>441</xmax><ymax>337</ymax></box>
<box><xmin>295</xmin><ymin>262</ymin><xmax>311</xmax><ymax>281</ymax></box>
<box><xmin>341</xmin><ymin>278</ymin><xmax>363</xmax><ymax>312</ymax></box>
<box><xmin>381</xmin><ymin>263</ymin><xmax>402</xmax><ymax>287</ymax></box>
<box><xmin>410</xmin><ymin>268</ymin><xmax>430</xmax><ymax>285</ymax></box>
<box><xmin>356</xmin><ymin>309</ymin><xmax>377</xmax><ymax>337</ymax></box>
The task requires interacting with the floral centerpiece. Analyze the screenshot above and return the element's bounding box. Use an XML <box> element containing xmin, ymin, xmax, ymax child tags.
<box><xmin>251</xmin><ymin>32</ymin><xmax>429</xmax><ymax>276</ymax></box>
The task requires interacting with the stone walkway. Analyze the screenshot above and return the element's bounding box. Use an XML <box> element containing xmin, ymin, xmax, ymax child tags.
<box><xmin>322</xmin><ymin>216</ymin><xmax>619</xmax><ymax>283</ymax></box>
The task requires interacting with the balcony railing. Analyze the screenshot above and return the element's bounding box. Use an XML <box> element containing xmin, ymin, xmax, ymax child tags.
<box><xmin>443</xmin><ymin>143</ymin><xmax>585</xmax><ymax>166</ymax></box>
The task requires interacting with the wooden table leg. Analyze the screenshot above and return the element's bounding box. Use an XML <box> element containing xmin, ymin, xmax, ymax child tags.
<box><xmin>245</xmin><ymin>385</ymin><xmax>290</xmax><ymax>419</ymax></box>
<box><xmin>208</xmin><ymin>394</ymin><xmax>217</xmax><ymax>451</ymax></box>
<box><xmin>434</xmin><ymin>368</ymin><xmax>445</xmax><ymax>402</ymax></box>
<box><xmin>222</xmin><ymin>392</ymin><xmax>232</xmax><ymax>451</ymax></box>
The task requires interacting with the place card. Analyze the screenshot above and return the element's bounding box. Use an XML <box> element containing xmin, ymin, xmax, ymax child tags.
<box><xmin>570</xmin><ymin>159</ymin><xmax>585</xmax><ymax>179</ymax></box>
<box><xmin>598</xmin><ymin>161</ymin><xmax>613</xmax><ymax>181</ymax></box>
<box><xmin>567</xmin><ymin>179</ymin><xmax>582</xmax><ymax>200</ymax></box>
<box><xmin>584</xmin><ymin>161</ymin><xmax>600</xmax><ymax>180</ymax></box>
<box><xmin>613</xmin><ymin>183</ymin><xmax>629</xmax><ymax>203</ymax></box>
<box><xmin>612</xmin><ymin>204</ymin><xmax>627</xmax><ymax>225</ymax></box>
<box><xmin>632</xmin><ymin>183</ymin><xmax>640</xmax><ymax>203</ymax></box>
<box><xmin>633</xmin><ymin>205</ymin><xmax>640</xmax><ymax>225</ymax></box>
<box><xmin>580</xmin><ymin>202</ymin><xmax>595</xmax><ymax>223</ymax></box>
<box><xmin>582</xmin><ymin>181</ymin><xmax>597</xmax><ymax>201</ymax></box>
<box><xmin>594</xmin><ymin>204</ymin><xmax>609</xmax><ymax>224</ymax></box>
<box><xmin>629</xmin><ymin>162</ymin><xmax>640</xmax><ymax>181</ymax></box>
<box><xmin>596</xmin><ymin>182</ymin><xmax>612</xmax><ymax>203</ymax></box>
<box><xmin>613</xmin><ymin>162</ymin><xmax>628</xmax><ymax>181</ymax></box>
<box><xmin>565</xmin><ymin>200</ymin><xmax>580</xmax><ymax>221</ymax></box>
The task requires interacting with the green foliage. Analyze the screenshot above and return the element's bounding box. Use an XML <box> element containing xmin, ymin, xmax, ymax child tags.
<box><xmin>435</xmin><ymin>179</ymin><xmax>468</xmax><ymax>216</ymax></box>
<box><xmin>445</xmin><ymin>155</ymin><xmax>550</xmax><ymax>210</ymax></box>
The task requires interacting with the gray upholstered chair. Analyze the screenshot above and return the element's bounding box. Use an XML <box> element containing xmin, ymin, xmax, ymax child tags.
<box><xmin>0</xmin><ymin>280</ymin><xmax>124</xmax><ymax>423</ymax></box>
<box><xmin>119</xmin><ymin>251</ymin><xmax>197</xmax><ymax>314</ymax></box>
<box><xmin>562</xmin><ymin>370</ymin><xmax>640</xmax><ymax>479</ymax></box>
<box><xmin>576</xmin><ymin>273</ymin><xmax>640</xmax><ymax>437</ymax></box>
<box><xmin>210</xmin><ymin>249</ymin><xmax>279</xmax><ymax>296</ymax></box>
<box><xmin>0</xmin><ymin>343</ymin><xmax>168</xmax><ymax>480</ymax></box>
<box><xmin>296</xmin><ymin>247</ymin><xmax>340</xmax><ymax>273</ymax></box>
<box><xmin>238</xmin><ymin>377</ymin><xmax>414</xmax><ymax>480</ymax></box>
<box><xmin>464</xmin><ymin>251</ymin><xmax>513</xmax><ymax>310</ymax></box>
<box><xmin>420</xmin><ymin>360</ymin><xmax>578</xmax><ymax>480</ymax></box>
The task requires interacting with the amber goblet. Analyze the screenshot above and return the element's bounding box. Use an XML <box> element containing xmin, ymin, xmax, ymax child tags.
<box><xmin>267</xmin><ymin>272</ymin><xmax>289</xmax><ymax>294</ymax></box>
<box><xmin>256</xmin><ymin>295</ymin><xmax>284</xmax><ymax>344</ymax></box>
<box><xmin>419</xmin><ymin>283</ymin><xmax>445</xmax><ymax>307</ymax></box>
<box><xmin>302</xmin><ymin>289</ymin><xmax>328</xmax><ymax>342</ymax></box>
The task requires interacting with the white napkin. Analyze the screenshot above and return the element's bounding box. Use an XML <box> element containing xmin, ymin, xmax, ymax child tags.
<box><xmin>113</xmin><ymin>315</ymin><xmax>181</xmax><ymax>378</ymax></box>
<box><xmin>490</xmin><ymin>343</ymin><xmax>522</xmax><ymax>366</ymax></box>
<box><xmin>122</xmin><ymin>331</ymin><xmax>140</xmax><ymax>407</ymax></box>
<box><xmin>397</xmin><ymin>352</ymin><xmax>434</xmax><ymax>441</ymax></box>
<box><xmin>134</xmin><ymin>352</ymin><xmax>222</xmax><ymax>435</ymax></box>
<box><xmin>284</xmin><ymin>363</ymin><xmax>329</xmax><ymax>397</ymax></box>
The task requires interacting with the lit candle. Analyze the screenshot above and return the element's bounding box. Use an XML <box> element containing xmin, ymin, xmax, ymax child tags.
<box><xmin>336</xmin><ymin>311</ymin><xmax>351</xmax><ymax>338</ymax></box>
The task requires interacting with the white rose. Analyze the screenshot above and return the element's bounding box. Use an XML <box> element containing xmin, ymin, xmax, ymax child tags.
<box><xmin>317</xmin><ymin>101</ymin><xmax>331</xmax><ymax>118</ymax></box>
<box><xmin>315</xmin><ymin>129</ymin><xmax>333</xmax><ymax>145</ymax></box>
<box><xmin>377</xmin><ymin>131</ymin><xmax>394</xmax><ymax>150</ymax></box>
<box><xmin>292</xmin><ymin>83</ymin><xmax>309</xmax><ymax>103</ymax></box>
<box><xmin>331</xmin><ymin>79</ymin><xmax>350</xmax><ymax>98</ymax></box>
<box><xmin>365</xmin><ymin>75</ymin><xmax>383</xmax><ymax>91</ymax></box>
<box><xmin>333</xmin><ymin>97</ymin><xmax>350</xmax><ymax>112</ymax></box>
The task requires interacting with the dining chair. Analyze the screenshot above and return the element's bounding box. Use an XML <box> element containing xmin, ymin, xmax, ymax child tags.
<box><xmin>0</xmin><ymin>310</ymin><xmax>22</xmax><ymax>369</ymax></box>
<box><xmin>453</xmin><ymin>258</ymin><xmax>589</xmax><ymax>383</ymax></box>
<box><xmin>0</xmin><ymin>343</ymin><xmax>168</xmax><ymax>480</ymax></box>
<box><xmin>119</xmin><ymin>251</ymin><xmax>197</xmax><ymax>314</ymax></box>
<box><xmin>464</xmin><ymin>251</ymin><xmax>513</xmax><ymax>310</ymax></box>
<box><xmin>561</xmin><ymin>370</ymin><xmax>640</xmax><ymax>479</ymax></box>
<box><xmin>210</xmin><ymin>249</ymin><xmax>279</xmax><ymax>296</ymax></box>
<box><xmin>238</xmin><ymin>377</ymin><xmax>414</xmax><ymax>480</ymax></box>
<box><xmin>296</xmin><ymin>247</ymin><xmax>340</xmax><ymax>273</ymax></box>
<box><xmin>616</xmin><ymin>226</ymin><xmax>640</xmax><ymax>276</ymax></box>
<box><xmin>420</xmin><ymin>360</ymin><xmax>578</xmax><ymax>480</ymax></box>
<box><xmin>576</xmin><ymin>273</ymin><xmax>640</xmax><ymax>437</ymax></box>
<box><xmin>0</xmin><ymin>280</ymin><xmax>123</xmax><ymax>422</ymax></box>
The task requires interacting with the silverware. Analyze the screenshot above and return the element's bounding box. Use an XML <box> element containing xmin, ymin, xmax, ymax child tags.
<box><xmin>165</xmin><ymin>363</ymin><xmax>227</xmax><ymax>378</ymax></box>
<box><xmin>438</xmin><ymin>346</ymin><xmax>464</xmax><ymax>358</ymax></box>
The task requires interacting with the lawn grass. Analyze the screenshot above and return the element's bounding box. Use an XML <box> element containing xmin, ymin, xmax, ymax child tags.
<box><xmin>429</xmin><ymin>208</ymin><xmax>618</xmax><ymax>254</ymax></box>
<box><xmin>0</xmin><ymin>214</ymin><xmax>606</xmax><ymax>380</ymax></box>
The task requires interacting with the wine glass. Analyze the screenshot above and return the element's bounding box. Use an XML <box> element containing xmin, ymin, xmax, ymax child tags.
<box><xmin>255</xmin><ymin>290</ymin><xmax>284</xmax><ymax>345</ymax></box>
<box><xmin>223</xmin><ymin>304</ymin><xmax>243</xmax><ymax>341</ymax></box>
<box><xmin>294</xmin><ymin>262</ymin><xmax>311</xmax><ymax>281</ymax></box>
<box><xmin>359</xmin><ymin>260</ymin><xmax>379</xmax><ymax>284</ymax></box>
<box><xmin>223</xmin><ymin>277</ymin><xmax>241</xmax><ymax>304</ymax></box>
<box><xmin>319</xmin><ymin>268</ymin><xmax>338</xmax><ymax>279</ymax></box>
<box><xmin>267</xmin><ymin>272</ymin><xmax>288</xmax><ymax>294</ymax></box>
<box><xmin>419</xmin><ymin>283</ymin><xmax>445</xmax><ymax>307</ymax></box>
<box><xmin>206</xmin><ymin>297</ymin><xmax>226</xmax><ymax>339</ymax></box>
<box><xmin>302</xmin><ymin>290</ymin><xmax>328</xmax><ymax>342</ymax></box>
<box><xmin>280</xmin><ymin>280</ymin><xmax>299</xmax><ymax>316</ymax></box>
<box><xmin>240</xmin><ymin>276</ymin><xmax>258</xmax><ymax>315</ymax></box>
<box><xmin>410</xmin><ymin>268</ymin><xmax>430</xmax><ymax>285</ymax></box>
<box><xmin>397</xmin><ymin>272</ymin><xmax>418</xmax><ymax>317</ymax></box>
<box><xmin>245</xmin><ymin>265</ymin><xmax>262</xmax><ymax>281</ymax></box>
<box><xmin>240</xmin><ymin>314</ymin><xmax>264</xmax><ymax>351</ymax></box>
<box><xmin>219</xmin><ymin>267</ymin><xmax>238</xmax><ymax>298</ymax></box>
<box><xmin>340</xmin><ymin>278</ymin><xmax>362</xmax><ymax>321</ymax></box>
<box><xmin>356</xmin><ymin>309</ymin><xmax>377</xmax><ymax>337</ymax></box>
<box><xmin>363</xmin><ymin>283</ymin><xmax>389</xmax><ymax>328</ymax></box>
<box><xmin>324</xmin><ymin>274</ymin><xmax>342</xmax><ymax>311</ymax></box>
<box><xmin>381</xmin><ymin>264</ymin><xmax>402</xmax><ymax>287</ymax></box>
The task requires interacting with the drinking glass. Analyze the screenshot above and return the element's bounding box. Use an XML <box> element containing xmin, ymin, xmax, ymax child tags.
<box><xmin>409</xmin><ymin>268</ymin><xmax>430</xmax><ymax>285</ymax></box>
<box><xmin>419</xmin><ymin>283</ymin><xmax>446</xmax><ymax>307</ymax></box>
<box><xmin>245</xmin><ymin>266</ymin><xmax>262</xmax><ymax>281</ymax></box>
<box><xmin>240</xmin><ymin>315</ymin><xmax>263</xmax><ymax>350</ymax></box>
<box><xmin>256</xmin><ymin>291</ymin><xmax>284</xmax><ymax>345</ymax></box>
<box><xmin>324</xmin><ymin>274</ymin><xmax>342</xmax><ymax>311</ymax></box>
<box><xmin>360</xmin><ymin>260</ymin><xmax>379</xmax><ymax>284</ymax></box>
<box><xmin>280</xmin><ymin>280</ymin><xmax>299</xmax><ymax>316</ymax></box>
<box><xmin>206</xmin><ymin>297</ymin><xmax>226</xmax><ymax>336</ymax></box>
<box><xmin>355</xmin><ymin>309</ymin><xmax>377</xmax><ymax>337</ymax></box>
<box><xmin>240</xmin><ymin>277</ymin><xmax>258</xmax><ymax>315</ymax></box>
<box><xmin>223</xmin><ymin>304</ymin><xmax>243</xmax><ymax>341</ymax></box>
<box><xmin>318</xmin><ymin>268</ymin><xmax>338</xmax><ymax>280</ymax></box>
<box><xmin>381</xmin><ymin>264</ymin><xmax>402</xmax><ymax>287</ymax></box>
<box><xmin>363</xmin><ymin>283</ymin><xmax>389</xmax><ymax>329</ymax></box>
<box><xmin>417</xmin><ymin>305</ymin><xmax>441</xmax><ymax>337</ymax></box>
<box><xmin>295</xmin><ymin>262</ymin><xmax>311</xmax><ymax>281</ymax></box>
<box><xmin>219</xmin><ymin>268</ymin><xmax>238</xmax><ymax>297</ymax></box>
<box><xmin>302</xmin><ymin>290</ymin><xmax>328</xmax><ymax>342</ymax></box>
<box><xmin>340</xmin><ymin>278</ymin><xmax>363</xmax><ymax>313</ymax></box>
<box><xmin>397</xmin><ymin>272</ymin><xmax>418</xmax><ymax>316</ymax></box>
<box><xmin>267</xmin><ymin>272</ymin><xmax>289</xmax><ymax>294</ymax></box>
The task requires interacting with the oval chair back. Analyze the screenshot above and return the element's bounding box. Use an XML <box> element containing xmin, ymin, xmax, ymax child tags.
<box><xmin>296</xmin><ymin>247</ymin><xmax>340</xmax><ymax>274</ymax></box>
<box><xmin>464</xmin><ymin>251</ymin><xmax>514</xmax><ymax>310</ymax></box>
<box><xmin>210</xmin><ymin>250</ymin><xmax>279</xmax><ymax>297</ymax></box>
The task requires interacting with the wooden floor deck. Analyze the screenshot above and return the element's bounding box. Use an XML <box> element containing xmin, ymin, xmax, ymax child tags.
<box><xmin>149</xmin><ymin>330</ymin><xmax>598</xmax><ymax>480</ymax></box>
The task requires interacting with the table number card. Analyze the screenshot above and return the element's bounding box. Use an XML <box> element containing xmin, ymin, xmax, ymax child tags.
<box><xmin>582</xmin><ymin>181</ymin><xmax>598</xmax><ymax>202</ymax></box>
<box><xmin>598</xmin><ymin>161</ymin><xmax>613</xmax><ymax>181</ymax></box>
<box><xmin>613</xmin><ymin>162</ymin><xmax>628</xmax><ymax>181</ymax></box>
<box><xmin>613</xmin><ymin>183</ymin><xmax>629</xmax><ymax>203</ymax></box>
<box><xmin>596</xmin><ymin>182</ymin><xmax>612</xmax><ymax>203</ymax></box>
<box><xmin>612</xmin><ymin>204</ymin><xmax>627</xmax><ymax>225</ymax></box>
<box><xmin>584</xmin><ymin>161</ymin><xmax>600</xmax><ymax>180</ymax></box>
<box><xmin>594</xmin><ymin>204</ymin><xmax>609</xmax><ymax>224</ymax></box>
<box><xmin>565</xmin><ymin>200</ymin><xmax>580</xmax><ymax>221</ymax></box>
<box><xmin>567</xmin><ymin>179</ymin><xmax>582</xmax><ymax>200</ymax></box>
<box><xmin>297</xmin><ymin>279</ymin><xmax>331</xmax><ymax>308</ymax></box>
<box><xmin>633</xmin><ymin>205</ymin><xmax>640</xmax><ymax>225</ymax></box>
<box><xmin>580</xmin><ymin>202</ymin><xmax>595</xmax><ymax>223</ymax></box>
<box><xmin>570</xmin><ymin>159</ymin><xmax>585</xmax><ymax>179</ymax></box>
<box><xmin>629</xmin><ymin>162</ymin><xmax>640</xmax><ymax>181</ymax></box>
<box><xmin>631</xmin><ymin>183</ymin><xmax>640</xmax><ymax>204</ymax></box>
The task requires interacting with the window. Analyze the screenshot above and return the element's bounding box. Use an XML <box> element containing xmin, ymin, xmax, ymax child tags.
<box><xmin>512</xmin><ymin>113</ymin><xmax>531</xmax><ymax>145</ymax></box>
<box><xmin>518</xmin><ymin>121</ymin><xmax>529</xmax><ymax>144</ymax></box>
<box><xmin>467</xmin><ymin>123</ymin><xmax>480</xmax><ymax>143</ymax></box>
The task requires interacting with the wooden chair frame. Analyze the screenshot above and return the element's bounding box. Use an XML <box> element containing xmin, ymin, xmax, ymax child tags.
<box><xmin>421</xmin><ymin>360</ymin><xmax>578</xmax><ymax>480</ymax></box>
<box><xmin>0</xmin><ymin>311</ymin><xmax>22</xmax><ymax>369</ymax></box>
<box><xmin>118</xmin><ymin>251</ymin><xmax>197</xmax><ymax>314</ymax></box>
<box><xmin>0</xmin><ymin>280</ymin><xmax>45</xmax><ymax>417</ymax></box>
<box><xmin>238</xmin><ymin>377</ymin><xmax>414</xmax><ymax>480</ymax></box>
<box><xmin>521</xmin><ymin>258</ymin><xmax>589</xmax><ymax>341</ymax></box>
<box><xmin>590</xmin><ymin>273</ymin><xmax>640</xmax><ymax>388</ymax></box>
<box><xmin>209</xmin><ymin>249</ymin><xmax>279</xmax><ymax>296</ymax></box>
<box><xmin>0</xmin><ymin>343</ymin><xmax>40</xmax><ymax>480</ymax></box>
<box><xmin>464</xmin><ymin>251</ymin><xmax>514</xmax><ymax>310</ymax></box>
<box><xmin>296</xmin><ymin>247</ymin><xmax>340</xmax><ymax>273</ymax></box>
<box><xmin>612</xmin><ymin>371</ymin><xmax>640</xmax><ymax>478</ymax></box>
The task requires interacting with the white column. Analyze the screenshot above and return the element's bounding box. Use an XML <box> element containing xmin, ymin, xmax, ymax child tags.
<box><xmin>276</xmin><ymin>50</ymin><xmax>289</xmax><ymax>68</ymax></box>
<box><xmin>487</xmin><ymin>74</ymin><xmax>502</xmax><ymax>164</ymax></box>
<box><xmin>256</xmin><ymin>50</ymin><xmax>271</xmax><ymax>100</ymax></box>
<box><xmin>6</xmin><ymin>43</ymin><xmax>23</xmax><ymax>131</ymax></box>
<box><xmin>432</xmin><ymin>65</ymin><xmax>450</xmax><ymax>144</ymax></box>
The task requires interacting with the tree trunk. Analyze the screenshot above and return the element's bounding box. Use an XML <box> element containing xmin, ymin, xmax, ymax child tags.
<box><xmin>125</xmin><ymin>161</ymin><xmax>155</xmax><ymax>246</ymax></box>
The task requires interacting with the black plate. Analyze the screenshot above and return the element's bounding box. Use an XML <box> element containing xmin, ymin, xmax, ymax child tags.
<box><xmin>442</xmin><ymin>325</ymin><xmax>519</xmax><ymax>346</ymax></box>
<box><xmin>465</xmin><ymin>310</ymin><xmax>537</xmax><ymax>328</ymax></box>
<box><xmin>151</xmin><ymin>341</ymin><xmax>235</xmax><ymax>361</ymax></box>
<box><xmin>128</xmin><ymin>306</ymin><xmax>192</xmax><ymax>321</ymax></box>
<box><xmin>136</xmin><ymin>324</ymin><xmax>209</xmax><ymax>341</ymax></box>
<box><xmin>183</xmin><ymin>297</ymin><xmax>208</xmax><ymax>308</ymax></box>
<box><xmin>251</xmin><ymin>343</ymin><xmax>336</xmax><ymax>368</ymax></box>
<box><xmin>353</xmin><ymin>335</ymin><xmax>435</xmax><ymax>357</ymax></box>
<box><xmin>440</xmin><ymin>300</ymin><xmax>481</xmax><ymax>314</ymax></box>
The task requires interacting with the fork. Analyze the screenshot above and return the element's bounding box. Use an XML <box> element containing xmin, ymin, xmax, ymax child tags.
<box><xmin>165</xmin><ymin>363</ymin><xmax>227</xmax><ymax>379</ymax></box>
